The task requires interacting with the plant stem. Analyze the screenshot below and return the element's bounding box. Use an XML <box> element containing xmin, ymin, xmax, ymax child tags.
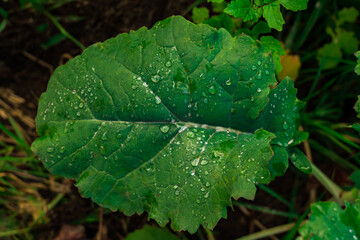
<box><xmin>310</xmin><ymin>163</ymin><xmax>342</xmax><ymax>203</ymax></box>
<box><xmin>43</xmin><ymin>10</ymin><xmax>85</xmax><ymax>50</ymax></box>
<box><xmin>235</xmin><ymin>222</ymin><xmax>302</xmax><ymax>240</ymax></box>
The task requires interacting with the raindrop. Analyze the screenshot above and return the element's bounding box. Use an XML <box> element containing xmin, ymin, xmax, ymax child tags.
<box><xmin>282</xmin><ymin>121</ymin><xmax>289</xmax><ymax>130</ymax></box>
<box><xmin>79</xmin><ymin>103</ymin><xmax>84</xmax><ymax>108</ymax></box>
<box><xmin>187</xmin><ymin>131</ymin><xmax>195</xmax><ymax>138</ymax></box>
<box><xmin>191</xmin><ymin>158</ymin><xmax>200</xmax><ymax>167</ymax></box>
<box><xmin>257</xmin><ymin>74</ymin><xmax>262</xmax><ymax>80</ymax></box>
<box><xmin>200</xmin><ymin>160</ymin><xmax>208</xmax><ymax>165</ymax></box>
<box><xmin>151</xmin><ymin>75</ymin><xmax>161</xmax><ymax>83</ymax></box>
<box><xmin>208</xmin><ymin>85</ymin><xmax>216</xmax><ymax>95</ymax></box>
<box><xmin>264</xmin><ymin>64</ymin><xmax>268</xmax><ymax>69</ymax></box>
<box><xmin>47</xmin><ymin>147</ymin><xmax>54</xmax><ymax>153</ymax></box>
<box><xmin>265</xmin><ymin>70</ymin><xmax>270</xmax><ymax>75</ymax></box>
<box><xmin>251</xmin><ymin>65</ymin><xmax>256</xmax><ymax>71</ymax></box>
<box><xmin>189</xmin><ymin>169</ymin><xmax>196</xmax><ymax>176</ymax></box>
<box><xmin>160</xmin><ymin>125</ymin><xmax>170</xmax><ymax>133</ymax></box>
<box><xmin>257</xmin><ymin>88</ymin><xmax>262</xmax><ymax>93</ymax></box>
<box><xmin>155</xmin><ymin>96</ymin><xmax>162</xmax><ymax>105</ymax></box>
<box><xmin>257</xmin><ymin>60</ymin><xmax>261</xmax><ymax>66</ymax></box>
<box><xmin>201</xmin><ymin>188</ymin><xmax>205</xmax><ymax>192</ymax></box>
<box><xmin>274</xmin><ymin>93</ymin><xmax>278</xmax><ymax>98</ymax></box>
<box><xmin>59</xmin><ymin>146</ymin><xmax>65</xmax><ymax>153</ymax></box>
<box><xmin>76</xmin><ymin>112</ymin><xmax>81</xmax><ymax>117</ymax></box>
<box><xmin>225</xmin><ymin>79</ymin><xmax>232</xmax><ymax>86</ymax></box>
<box><xmin>101</xmin><ymin>132</ymin><xmax>108</xmax><ymax>140</ymax></box>
<box><xmin>205</xmin><ymin>182</ymin><xmax>211</xmax><ymax>187</ymax></box>
<box><xmin>175</xmin><ymin>190</ymin><xmax>180</xmax><ymax>196</ymax></box>
<box><xmin>165</xmin><ymin>61</ymin><xmax>172</xmax><ymax>67</ymax></box>
<box><xmin>204</xmin><ymin>192</ymin><xmax>209</xmax><ymax>198</ymax></box>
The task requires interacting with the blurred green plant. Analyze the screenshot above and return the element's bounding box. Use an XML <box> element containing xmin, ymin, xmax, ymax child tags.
<box><xmin>317</xmin><ymin>7</ymin><xmax>359</xmax><ymax>69</ymax></box>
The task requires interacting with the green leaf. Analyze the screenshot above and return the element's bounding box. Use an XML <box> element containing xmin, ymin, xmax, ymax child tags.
<box><xmin>32</xmin><ymin>16</ymin><xmax>305</xmax><ymax>233</ymax></box>
<box><xmin>268</xmin><ymin>145</ymin><xmax>288</xmax><ymax>178</ymax></box>
<box><xmin>204</xmin><ymin>14</ymin><xmax>234</xmax><ymax>34</ymax></box>
<box><xmin>192</xmin><ymin>7</ymin><xmax>210</xmax><ymax>24</ymax></box>
<box><xmin>299</xmin><ymin>201</ymin><xmax>360</xmax><ymax>239</ymax></box>
<box><xmin>125</xmin><ymin>225</ymin><xmax>179</xmax><ymax>240</ymax></box>
<box><xmin>288</xmin><ymin>147</ymin><xmax>311</xmax><ymax>174</ymax></box>
<box><xmin>263</xmin><ymin>3</ymin><xmax>284</xmax><ymax>31</ymax></box>
<box><xmin>224</xmin><ymin>0</ymin><xmax>262</xmax><ymax>22</ymax></box>
<box><xmin>355</xmin><ymin>51</ymin><xmax>360</xmax><ymax>75</ymax></box>
<box><xmin>317</xmin><ymin>43</ymin><xmax>343</xmax><ymax>69</ymax></box>
<box><xmin>259</xmin><ymin>36</ymin><xmax>286</xmax><ymax>74</ymax></box>
<box><xmin>250</xmin><ymin>21</ymin><xmax>271</xmax><ymax>38</ymax></box>
<box><xmin>337</xmin><ymin>30</ymin><xmax>359</xmax><ymax>55</ymax></box>
<box><xmin>278</xmin><ymin>0</ymin><xmax>308</xmax><ymax>11</ymax></box>
<box><xmin>338</xmin><ymin>7</ymin><xmax>359</xmax><ymax>26</ymax></box>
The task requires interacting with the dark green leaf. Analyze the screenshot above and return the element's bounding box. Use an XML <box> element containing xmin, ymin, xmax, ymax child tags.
<box><xmin>204</xmin><ymin>14</ymin><xmax>234</xmax><ymax>34</ymax></box>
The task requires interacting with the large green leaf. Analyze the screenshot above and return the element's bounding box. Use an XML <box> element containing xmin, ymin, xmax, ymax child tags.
<box><xmin>298</xmin><ymin>201</ymin><xmax>360</xmax><ymax>239</ymax></box>
<box><xmin>32</xmin><ymin>16</ymin><xmax>305</xmax><ymax>233</ymax></box>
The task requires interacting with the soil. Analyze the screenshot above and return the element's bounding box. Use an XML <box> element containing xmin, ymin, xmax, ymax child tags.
<box><xmin>0</xmin><ymin>1</ymin><xmax>336</xmax><ymax>239</ymax></box>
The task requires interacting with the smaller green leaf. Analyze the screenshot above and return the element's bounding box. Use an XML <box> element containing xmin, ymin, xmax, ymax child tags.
<box><xmin>263</xmin><ymin>3</ymin><xmax>284</xmax><ymax>31</ymax></box>
<box><xmin>338</xmin><ymin>7</ymin><xmax>359</xmax><ymax>26</ymax></box>
<box><xmin>250</xmin><ymin>21</ymin><xmax>271</xmax><ymax>38</ymax></box>
<box><xmin>317</xmin><ymin>43</ymin><xmax>342</xmax><ymax>69</ymax></box>
<box><xmin>225</xmin><ymin>0</ymin><xmax>262</xmax><ymax>22</ymax></box>
<box><xmin>337</xmin><ymin>30</ymin><xmax>359</xmax><ymax>55</ymax></box>
<box><xmin>279</xmin><ymin>0</ymin><xmax>309</xmax><ymax>11</ymax></box>
<box><xmin>289</xmin><ymin>131</ymin><xmax>309</xmax><ymax>147</ymax></box>
<box><xmin>204</xmin><ymin>14</ymin><xmax>234</xmax><ymax>34</ymax></box>
<box><xmin>125</xmin><ymin>225</ymin><xmax>179</xmax><ymax>240</ymax></box>
<box><xmin>260</xmin><ymin>36</ymin><xmax>286</xmax><ymax>74</ymax></box>
<box><xmin>268</xmin><ymin>145</ymin><xmax>289</xmax><ymax>178</ymax></box>
<box><xmin>192</xmin><ymin>7</ymin><xmax>210</xmax><ymax>24</ymax></box>
<box><xmin>288</xmin><ymin>148</ymin><xmax>311</xmax><ymax>174</ymax></box>
<box><xmin>355</xmin><ymin>51</ymin><xmax>360</xmax><ymax>75</ymax></box>
<box><xmin>299</xmin><ymin>201</ymin><xmax>360</xmax><ymax>240</ymax></box>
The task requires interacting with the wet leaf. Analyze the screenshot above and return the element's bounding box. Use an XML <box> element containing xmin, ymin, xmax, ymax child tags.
<box><xmin>298</xmin><ymin>201</ymin><xmax>360</xmax><ymax>239</ymax></box>
<box><xmin>32</xmin><ymin>16</ymin><xmax>305</xmax><ymax>233</ymax></box>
